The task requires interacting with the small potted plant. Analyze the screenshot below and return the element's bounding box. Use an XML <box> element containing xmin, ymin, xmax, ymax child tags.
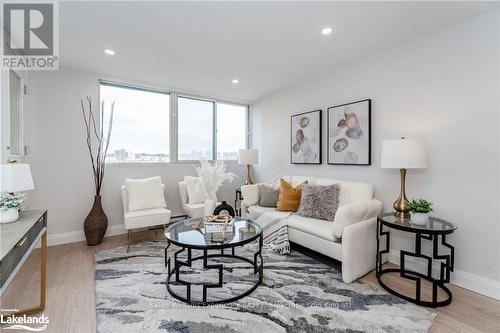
<box><xmin>0</xmin><ymin>193</ymin><xmax>25</xmax><ymax>224</ymax></box>
<box><xmin>408</xmin><ymin>199</ymin><xmax>433</xmax><ymax>225</ymax></box>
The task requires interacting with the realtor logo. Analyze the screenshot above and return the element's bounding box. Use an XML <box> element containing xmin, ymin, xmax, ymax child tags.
<box><xmin>1</xmin><ymin>1</ymin><xmax>58</xmax><ymax>70</ymax></box>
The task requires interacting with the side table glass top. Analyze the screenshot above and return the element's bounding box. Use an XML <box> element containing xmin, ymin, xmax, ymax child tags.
<box><xmin>378</xmin><ymin>212</ymin><xmax>456</xmax><ymax>234</ymax></box>
<box><xmin>165</xmin><ymin>217</ymin><xmax>262</xmax><ymax>248</ymax></box>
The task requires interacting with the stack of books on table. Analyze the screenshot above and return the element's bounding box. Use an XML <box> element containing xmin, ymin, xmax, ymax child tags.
<box><xmin>203</xmin><ymin>215</ymin><xmax>235</xmax><ymax>233</ymax></box>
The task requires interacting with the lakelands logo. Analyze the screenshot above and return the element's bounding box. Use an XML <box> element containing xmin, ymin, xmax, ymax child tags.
<box><xmin>0</xmin><ymin>314</ymin><xmax>49</xmax><ymax>331</ymax></box>
<box><xmin>1</xmin><ymin>1</ymin><xmax>59</xmax><ymax>70</ymax></box>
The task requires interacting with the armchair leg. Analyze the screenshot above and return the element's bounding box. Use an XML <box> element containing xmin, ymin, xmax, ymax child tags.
<box><xmin>127</xmin><ymin>230</ymin><xmax>132</xmax><ymax>253</ymax></box>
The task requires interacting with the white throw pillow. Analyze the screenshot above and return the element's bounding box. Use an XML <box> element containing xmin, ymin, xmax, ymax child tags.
<box><xmin>184</xmin><ymin>176</ymin><xmax>207</xmax><ymax>204</ymax></box>
<box><xmin>125</xmin><ymin>176</ymin><xmax>166</xmax><ymax>211</ymax></box>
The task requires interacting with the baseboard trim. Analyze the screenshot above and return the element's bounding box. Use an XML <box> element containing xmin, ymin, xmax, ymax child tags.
<box><xmin>47</xmin><ymin>224</ymin><xmax>127</xmax><ymax>247</ymax></box>
<box><xmin>389</xmin><ymin>249</ymin><xmax>500</xmax><ymax>301</ymax></box>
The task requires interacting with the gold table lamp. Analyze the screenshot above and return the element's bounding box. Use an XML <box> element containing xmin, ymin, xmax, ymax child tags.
<box><xmin>381</xmin><ymin>138</ymin><xmax>427</xmax><ymax>218</ymax></box>
<box><xmin>238</xmin><ymin>149</ymin><xmax>259</xmax><ymax>185</ymax></box>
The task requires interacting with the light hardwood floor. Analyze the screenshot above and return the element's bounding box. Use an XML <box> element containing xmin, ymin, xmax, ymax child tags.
<box><xmin>1</xmin><ymin>229</ymin><xmax>499</xmax><ymax>333</ymax></box>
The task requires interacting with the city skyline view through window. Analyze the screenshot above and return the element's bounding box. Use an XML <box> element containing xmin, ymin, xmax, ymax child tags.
<box><xmin>101</xmin><ymin>82</ymin><xmax>247</xmax><ymax>163</ymax></box>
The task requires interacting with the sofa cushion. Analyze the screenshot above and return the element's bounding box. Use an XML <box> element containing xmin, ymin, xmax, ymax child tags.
<box><xmin>290</xmin><ymin>176</ymin><xmax>316</xmax><ymax>187</ymax></box>
<box><xmin>269</xmin><ymin>175</ymin><xmax>292</xmax><ymax>190</ymax></box>
<box><xmin>258</xmin><ymin>184</ymin><xmax>279</xmax><ymax>207</ymax></box>
<box><xmin>247</xmin><ymin>205</ymin><xmax>278</xmax><ymax>220</ymax></box>
<box><xmin>241</xmin><ymin>175</ymin><xmax>291</xmax><ymax>208</ymax></box>
<box><xmin>287</xmin><ymin>215</ymin><xmax>337</xmax><ymax>242</ymax></box>
<box><xmin>124</xmin><ymin>176</ymin><xmax>166</xmax><ymax>211</ymax></box>
<box><xmin>332</xmin><ymin>199</ymin><xmax>383</xmax><ymax>239</ymax></box>
<box><xmin>276</xmin><ymin>179</ymin><xmax>307</xmax><ymax>212</ymax></box>
<box><xmin>124</xmin><ymin>207</ymin><xmax>171</xmax><ymax>229</ymax></box>
<box><xmin>183</xmin><ymin>202</ymin><xmax>205</xmax><ymax>218</ymax></box>
<box><xmin>297</xmin><ymin>184</ymin><xmax>340</xmax><ymax>221</ymax></box>
<box><xmin>314</xmin><ymin>179</ymin><xmax>373</xmax><ymax>206</ymax></box>
<box><xmin>240</xmin><ymin>184</ymin><xmax>259</xmax><ymax>206</ymax></box>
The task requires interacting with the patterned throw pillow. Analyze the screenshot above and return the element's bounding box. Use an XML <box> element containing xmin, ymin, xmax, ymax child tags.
<box><xmin>297</xmin><ymin>184</ymin><xmax>340</xmax><ymax>221</ymax></box>
<box><xmin>276</xmin><ymin>179</ymin><xmax>308</xmax><ymax>212</ymax></box>
<box><xmin>258</xmin><ymin>184</ymin><xmax>280</xmax><ymax>207</ymax></box>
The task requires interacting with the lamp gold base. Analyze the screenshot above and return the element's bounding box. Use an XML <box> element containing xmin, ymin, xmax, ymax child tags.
<box><xmin>393</xmin><ymin>210</ymin><xmax>410</xmax><ymax>219</ymax></box>
<box><xmin>244</xmin><ymin>165</ymin><xmax>253</xmax><ymax>185</ymax></box>
<box><xmin>393</xmin><ymin>168</ymin><xmax>410</xmax><ymax>219</ymax></box>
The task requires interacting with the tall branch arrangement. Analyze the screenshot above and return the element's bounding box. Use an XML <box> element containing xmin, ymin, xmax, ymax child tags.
<box><xmin>81</xmin><ymin>96</ymin><xmax>115</xmax><ymax>196</ymax></box>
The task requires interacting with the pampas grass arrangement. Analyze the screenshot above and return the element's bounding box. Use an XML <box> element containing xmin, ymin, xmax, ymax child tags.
<box><xmin>195</xmin><ymin>160</ymin><xmax>237</xmax><ymax>199</ymax></box>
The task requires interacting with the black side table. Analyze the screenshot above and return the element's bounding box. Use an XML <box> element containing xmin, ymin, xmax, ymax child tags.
<box><xmin>376</xmin><ymin>212</ymin><xmax>456</xmax><ymax>307</ymax></box>
<box><xmin>234</xmin><ymin>189</ymin><xmax>243</xmax><ymax>217</ymax></box>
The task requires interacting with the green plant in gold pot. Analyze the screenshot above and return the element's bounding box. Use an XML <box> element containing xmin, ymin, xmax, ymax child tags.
<box><xmin>408</xmin><ymin>199</ymin><xmax>433</xmax><ymax>225</ymax></box>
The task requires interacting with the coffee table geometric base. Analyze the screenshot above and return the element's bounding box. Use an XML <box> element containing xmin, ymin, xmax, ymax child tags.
<box><xmin>165</xmin><ymin>233</ymin><xmax>263</xmax><ymax>306</ymax></box>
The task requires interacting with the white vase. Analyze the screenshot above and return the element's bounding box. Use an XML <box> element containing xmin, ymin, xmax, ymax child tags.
<box><xmin>411</xmin><ymin>212</ymin><xmax>429</xmax><ymax>225</ymax></box>
<box><xmin>204</xmin><ymin>199</ymin><xmax>216</xmax><ymax>216</ymax></box>
<box><xmin>0</xmin><ymin>208</ymin><xmax>19</xmax><ymax>224</ymax></box>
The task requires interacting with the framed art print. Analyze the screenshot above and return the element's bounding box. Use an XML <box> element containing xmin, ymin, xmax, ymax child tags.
<box><xmin>327</xmin><ymin>99</ymin><xmax>371</xmax><ymax>165</ymax></box>
<box><xmin>291</xmin><ymin>109</ymin><xmax>322</xmax><ymax>164</ymax></box>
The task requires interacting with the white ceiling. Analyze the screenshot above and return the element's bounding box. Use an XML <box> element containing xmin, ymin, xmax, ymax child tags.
<box><xmin>59</xmin><ymin>1</ymin><xmax>498</xmax><ymax>104</ymax></box>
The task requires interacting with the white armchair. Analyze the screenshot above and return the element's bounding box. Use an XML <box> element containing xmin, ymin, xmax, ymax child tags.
<box><xmin>178</xmin><ymin>181</ymin><xmax>219</xmax><ymax>218</ymax></box>
<box><xmin>179</xmin><ymin>181</ymin><xmax>204</xmax><ymax>218</ymax></box>
<box><xmin>121</xmin><ymin>182</ymin><xmax>171</xmax><ymax>251</ymax></box>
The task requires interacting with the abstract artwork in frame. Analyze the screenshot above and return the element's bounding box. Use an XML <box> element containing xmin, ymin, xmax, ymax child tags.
<box><xmin>327</xmin><ymin>99</ymin><xmax>371</xmax><ymax>165</ymax></box>
<box><xmin>291</xmin><ymin>109</ymin><xmax>322</xmax><ymax>164</ymax></box>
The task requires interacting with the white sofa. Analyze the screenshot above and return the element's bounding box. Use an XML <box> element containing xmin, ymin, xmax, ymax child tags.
<box><xmin>241</xmin><ymin>175</ymin><xmax>383</xmax><ymax>283</ymax></box>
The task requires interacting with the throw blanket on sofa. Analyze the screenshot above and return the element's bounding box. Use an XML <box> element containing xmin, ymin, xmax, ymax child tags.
<box><xmin>245</xmin><ymin>212</ymin><xmax>292</xmax><ymax>255</ymax></box>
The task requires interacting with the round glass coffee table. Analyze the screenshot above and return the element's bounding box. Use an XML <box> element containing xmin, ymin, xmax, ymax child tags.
<box><xmin>164</xmin><ymin>217</ymin><xmax>263</xmax><ymax>306</ymax></box>
<box><xmin>376</xmin><ymin>212</ymin><xmax>457</xmax><ymax>307</ymax></box>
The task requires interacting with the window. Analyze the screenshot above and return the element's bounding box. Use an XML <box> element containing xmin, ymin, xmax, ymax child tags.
<box><xmin>100</xmin><ymin>81</ymin><xmax>248</xmax><ymax>163</ymax></box>
<box><xmin>177</xmin><ymin>98</ymin><xmax>247</xmax><ymax>161</ymax></box>
<box><xmin>100</xmin><ymin>82</ymin><xmax>170</xmax><ymax>163</ymax></box>
<box><xmin>177</xmin><ymin>97</ymin><xmax>214</xmax><ymax>160</ymax></box>
<box><xmin>216</xmin><ymin>103</ymin><xmax>247</xmax><ymax>160</ymax></box>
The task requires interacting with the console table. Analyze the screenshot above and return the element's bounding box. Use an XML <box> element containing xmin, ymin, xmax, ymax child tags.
<box><xmin>0</xmin><ymin>209</ymin><xmax>47</xmax><ymax>316</ymax></box>
<box><xmin>376</xmin><ymin>212</ymin><xmax>456</xmax><ymax>307</ymax></box>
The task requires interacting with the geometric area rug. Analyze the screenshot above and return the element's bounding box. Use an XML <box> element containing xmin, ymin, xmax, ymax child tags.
<box><xmin>95</xmin><ymin>241</ymin><xmax>437</xmax><ymax>333</ymax></box>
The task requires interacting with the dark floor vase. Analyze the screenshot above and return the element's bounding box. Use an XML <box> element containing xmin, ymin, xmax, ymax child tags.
<box><xmin>84</xmin><ymin>195</ymin><xmax>108</xmax><ymax>245</ymax></box>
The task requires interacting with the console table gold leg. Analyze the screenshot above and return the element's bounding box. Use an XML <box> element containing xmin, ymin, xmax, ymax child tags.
<box><xmin>3</xmin><ymin>231</ymin><xmax>47</xmax><ymax>318</ymax></box>
<box><xmin>127</xmin><ymin>230</ymin><xmax>132</xmax><ymax>253</ymax></box>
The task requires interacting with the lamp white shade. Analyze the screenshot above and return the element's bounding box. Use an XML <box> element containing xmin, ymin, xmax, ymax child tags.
<box><xmin>1</xmin><ymin>163</ymin><xmax>35</xmax><ymax>192</ymax></box>
<box><xmin>238</xmin><ymin>149</ymin><xmax>259</xmax><ymax>165</ymax></box>
<box><xmin>381</xmin><ymin>139</ymin><xmax>427</xmax><ymax>169</ymax></box>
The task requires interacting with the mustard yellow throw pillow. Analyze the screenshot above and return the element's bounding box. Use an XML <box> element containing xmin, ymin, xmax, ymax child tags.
<box><xmin>276</xmin><ymin>179</ymin><xmax>307</xmax><ymax>212</ymax></box>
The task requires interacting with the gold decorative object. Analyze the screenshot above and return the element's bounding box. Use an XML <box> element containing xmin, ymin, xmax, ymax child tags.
<box><xmin>393</xmin><ymin>169</ymin><xmax>410</xmax><ymax>218</ymax></box>
<box><xmin>238</xmin><ymin>149</ymin><xmax>258</xmax><ymax>185</ymax></box>
<box><xmin>381</xmin><ymin>138</ymin><xmax>428</xmax><ymax>219</ymax></box>
<box><xmin>245</xmin><ymin>165</ymin><xmax>253</xmax><ymax>185</ymax></box>
<box><xmin>193</xmin><ymin>215</ymin><xmax>234</xmax><ymax>230</ymax></box>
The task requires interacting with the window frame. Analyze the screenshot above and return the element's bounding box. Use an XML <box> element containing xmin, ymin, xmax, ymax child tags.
<box><xmin>99</xmin><ymin>79</ymin><xmax>249</xmax><ymax>164</ymax></box>
<box><xmin>99</xmin><ymin>80</ymin><xmax>171</xmax><ymax>164</ymax></box>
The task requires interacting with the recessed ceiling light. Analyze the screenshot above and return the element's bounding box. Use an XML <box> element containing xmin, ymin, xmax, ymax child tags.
<box><xmin>232</xmin><ymin>79</ymin><xmax>239</xmax><ymax>84</ymax></box>
<box><xmin>321</xmin><ymin>27</ymin><xmax>332</xmax><ymax>35</ymax></box>
<box><xmin>104</xmin><ymin>49</ymin><xmax>115</xmax><ymax>55</ymax></box>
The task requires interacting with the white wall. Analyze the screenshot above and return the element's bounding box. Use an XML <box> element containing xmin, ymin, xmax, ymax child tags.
<box><xmin>26</xmin><ymin>67</ymin><xmax>245</xmax><ymax>242</ymax></box>
<box><xmin>251</xmin><ymin>10</ymin><xmax>500</xmax><ymax>293</ymax></box>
